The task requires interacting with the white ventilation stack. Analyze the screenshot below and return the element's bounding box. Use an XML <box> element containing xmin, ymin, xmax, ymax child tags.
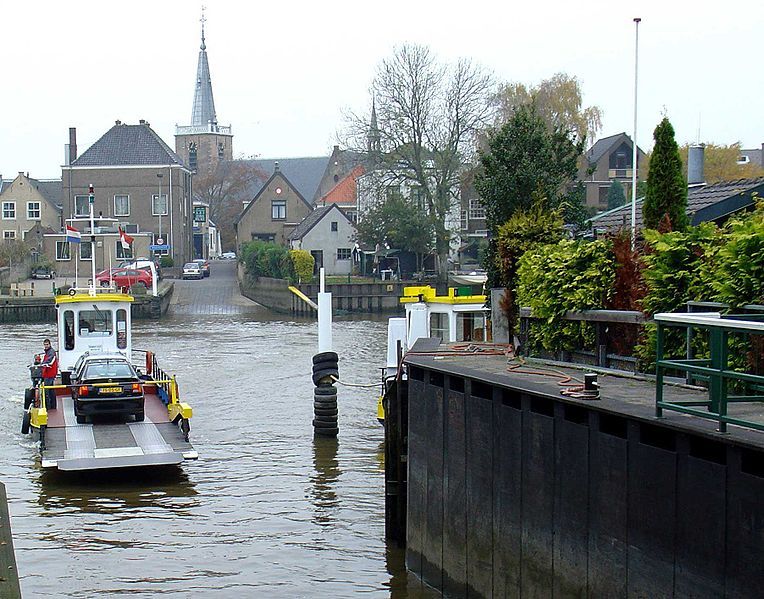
<box><xmin>688</xmin><ymin>144</ymin><xmax>705</xmax><ymax>185</ymax></box>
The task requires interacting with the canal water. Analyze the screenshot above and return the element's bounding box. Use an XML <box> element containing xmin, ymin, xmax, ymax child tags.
<box><xmin>0</xmin><ymin>312</ymin><xmax>438</xmax><ymax>597</ymax></box>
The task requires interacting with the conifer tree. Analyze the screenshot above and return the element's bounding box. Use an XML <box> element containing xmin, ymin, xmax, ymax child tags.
<box><xmin>643</xmin><ymin>117</ymin><xmax>688</xmax><ymax>231</ymax></box>
<box><xmin>606</xmin><ymin>179</ymin><xmax>626</xmax><ymax>210</ymax></box>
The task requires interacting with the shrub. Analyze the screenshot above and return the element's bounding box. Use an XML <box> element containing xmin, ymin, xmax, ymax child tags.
<box><xmin>289</xmin><ymin>250</ymin><xmax>314</xmax><ymax>283</ymax></box>
<box><xmin>159</xmin><ymin>256</ymin><xmax>174</xmax><ymax>268</ymax></box>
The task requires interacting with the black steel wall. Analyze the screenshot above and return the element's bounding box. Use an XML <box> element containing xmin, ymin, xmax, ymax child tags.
<box><xmin>405</xmin><ymin>366</ymin><xmax>764</xmax><ymax>598</ymax></box>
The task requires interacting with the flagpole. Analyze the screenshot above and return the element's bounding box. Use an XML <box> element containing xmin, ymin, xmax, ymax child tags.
<box><xmin>88</xmin><ymin>184</ymin><xmax>97</xmax><ymax>296</ymax></box>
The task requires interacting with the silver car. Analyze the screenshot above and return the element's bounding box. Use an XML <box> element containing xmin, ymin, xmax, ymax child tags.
<box><xmin>182</xmin><ymin>262</ymin><xmax>203</xmax><ymax>280</ymax></box>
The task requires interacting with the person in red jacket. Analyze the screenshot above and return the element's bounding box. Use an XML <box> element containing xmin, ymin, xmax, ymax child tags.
<box><xmin>40</xmin><ymin>338</ymin><xmax>58</xmax><ymax>410</ymax></box>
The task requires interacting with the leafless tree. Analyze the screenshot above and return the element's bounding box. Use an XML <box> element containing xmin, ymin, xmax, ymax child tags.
<box><xmin>344</xmin><ymin>43</ymin><xmax>495</xmax><ymax>281</ymax></box>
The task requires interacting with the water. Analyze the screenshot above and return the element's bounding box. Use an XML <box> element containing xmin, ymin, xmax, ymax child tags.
<box><xmin>0</xmin><ymin>313</ymin><xmax>437</xmax><ymax>597</ymax></box>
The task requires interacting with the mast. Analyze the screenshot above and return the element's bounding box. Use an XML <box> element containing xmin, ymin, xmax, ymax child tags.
<box><xmin>88</xmin><ymin>184</ymin><xmax>97</xmax><ymax>296</ymax></box>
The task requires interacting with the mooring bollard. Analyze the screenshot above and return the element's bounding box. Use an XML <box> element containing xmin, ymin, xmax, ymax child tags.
<box><xmin>313</xmin><ymin>351</ymin><xmax>339</xmax><ymax>437</ymax></box>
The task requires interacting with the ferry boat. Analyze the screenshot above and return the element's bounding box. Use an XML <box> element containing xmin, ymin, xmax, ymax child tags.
<box><xmin>20</xmin><ymin>186</ymin><xmax>197</xmax><ymax>471</ymax></box>
<box><xmin>378</xmin><ymin>285</ymin><xmax>489</xmax><ymax>423</ymax></box>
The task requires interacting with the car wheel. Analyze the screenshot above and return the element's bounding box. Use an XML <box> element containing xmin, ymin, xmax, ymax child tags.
<box><xmin>135</xmin><ymin>411</ymin><xmax>145</xmax><ymax>422</ymax></box>
<box><xmin>76</xmin><ymin>414</ymin><xmax>87</xmax><ymax>425</ymax></box>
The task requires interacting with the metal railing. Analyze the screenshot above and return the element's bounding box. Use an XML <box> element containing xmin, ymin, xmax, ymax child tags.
<box><xmin>654</xmin><ymin>311</ymin><xmax>764</xmax><ymax>433</ymax></box>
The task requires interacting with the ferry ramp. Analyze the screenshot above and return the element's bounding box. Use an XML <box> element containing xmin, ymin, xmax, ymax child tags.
<box><xmin>169</xmin><ymin>260</ymin><xmax>263</xmax><ymax>315</ymax></box>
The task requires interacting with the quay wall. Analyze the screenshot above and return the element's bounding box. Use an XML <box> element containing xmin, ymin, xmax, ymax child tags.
<box><xmin>404</xmin><ymin>363</ymin><xmax>764</xmax><ymax>598</ymax></box>
<box><xmin>239</xmin><ymin>273</ymin><xmax>406</xmax><ymax>315</ymax></box>
<box><xmin>0</xmin><ymin>283</ymin><xmax>174</xmax><ymax>323</ymax></box>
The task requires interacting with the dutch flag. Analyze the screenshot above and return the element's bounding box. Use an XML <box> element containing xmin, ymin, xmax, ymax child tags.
<box><xmin>65</xmin><ymin>225</ymin><xmax>81</xmax><ymax>244</ymax></box>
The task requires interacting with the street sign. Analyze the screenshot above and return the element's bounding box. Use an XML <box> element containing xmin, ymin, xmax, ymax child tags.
<box><xmin>156</xmin><ymin>237</ymin><xmax>165</xmax><ymax>245</ymax></box>
<box><xmin>149</xmin><ymin>244</ymin><xmax>170</xmax><ymax>251</ymax></box>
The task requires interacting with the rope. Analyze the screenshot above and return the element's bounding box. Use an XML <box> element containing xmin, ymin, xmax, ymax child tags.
<box><xmin>506</xmin><ymin>359</ymin><xmax>600</xmax><ymax>400</ymax></box>
<box><xmin>329</xmin><ymin>376</ymin><xmax>379</xmax><ymax>389</ymax></box>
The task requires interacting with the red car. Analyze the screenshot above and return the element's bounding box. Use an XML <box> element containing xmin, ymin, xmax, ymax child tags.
<box><xmin>96</xmin><ymin>268</ymin><xmax>152</xmax><ymax>291</ymax></box>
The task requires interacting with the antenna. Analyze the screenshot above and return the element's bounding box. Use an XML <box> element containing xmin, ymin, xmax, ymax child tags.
<box><xmin>696</xmin><ymin>113</ymin><xmax>702</xmax><ymax>144</ymax></box>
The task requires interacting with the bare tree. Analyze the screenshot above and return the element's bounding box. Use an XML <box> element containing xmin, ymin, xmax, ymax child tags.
<box><xmin>344</xmin><ymin>44</ymin><xmax>495</xmax><ymax>281</ymax></box>
<box><xmin>194</xmin><ymin>159</ymin><xmax>267</xmax><ymax>251</ymax></box>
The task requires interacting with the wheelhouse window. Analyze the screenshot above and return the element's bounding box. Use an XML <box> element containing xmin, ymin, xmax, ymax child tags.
<box><xmin>56</xmin><ymin>241</ymin><xmax>71</xmax><ymax>261</ymax></box>
<box><xmin>63</xmin><ymin>310</ymin><xmax>75</xmax><ymax>350</ymax></box>
<box><xmin>78</xmin><ymin>309</ymin><xmax>113</xmax><ymax>337</ymax></box>
<box><xmin>430</xmin><ymin>313</ymin><xmax>449</xmax><ymax>341</ymax></box>
<box><xmin>74</xmin><ymin>195</ymin><xmax>89</xmax><ymax>216</ymax></box>
<box><xmin>116</xmin><ymin>309</ymin><xmax>128</xmax><ymax>349</ymax></box>
<box><xmin>114</xmin><ymin>195</ymin><xmax>130</xmax><ymax>217</ymax></box>
<box><xmin>2</xmin><ymin>201</ymin><xmax>15</xmax><ymax>219</ymax></box>
<box><xmin>27</xmin><ymin>201</ymin><xmax>41</xmax><ymax>220</ymax></box>
<box><xmin>337</xmin><ymin>248</ymin><xmax>351</xmax><ymax>260</ymax></box>
<box><xmin>152</xmin><ymin>194</ymin><xmax>168</xmax><ymax>216</ymax></box>
<box><xmin>456</xmin><ymin>312</ymin><xmax>486</xmax><ymax>342</ymax></box>
<box><xmin>80</xmin><ymin>240</ymin><xmax>93</xmax><ymax>261</ymax></box>
<box><xmin>271</xmin><ymin>200</ymin><xmax>286</xmax><ymax>220</ymax></box>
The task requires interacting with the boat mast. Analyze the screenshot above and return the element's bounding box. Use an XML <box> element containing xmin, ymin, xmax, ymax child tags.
<box><xmin>88</xmin><ymin>184</ymin><xmax>97</xmax><ymax>297</ymax></box>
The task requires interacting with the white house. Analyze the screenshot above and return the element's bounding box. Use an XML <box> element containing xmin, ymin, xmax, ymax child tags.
<box><xmin>288</xmin><ymin>204</ymin><xmax>355</xmax><ymax>275</ymax></box>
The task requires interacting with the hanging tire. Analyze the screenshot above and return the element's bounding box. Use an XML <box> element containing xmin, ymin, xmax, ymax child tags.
<box><xmin>314</xmin><ymin>401</ymin><xmax>337</xmax><ymax>411</ymax></box>
<box><xmin>314</xmin><ymin>386</ymin><xmax>337</xmax><ymax>396</ymax></box>
<box><xmin>312</xmin><ymin>352</ymin><xmax>338</xmax><ymax>365</ymax></box>
<box><xmin>314</xmin><ymin>407</ymin><xmax>338</xmax><ymax>418</ymax></box>
<box><xmin>312</xmin><ymin>368</ymin><xmax>339</xmax><ymax>386</ymax></box>
<box><xmin>312</xmin><ymin>359</ymin><xmax>338</xmax><ymax>373</ymax></box>
<box><xmin>313</xmin><ymin>418</ymin><xmax>339</xmax><ymax>428</ymax></box>
<box><xmin>24</xmin><ymin>388</ymin><xmax>35</xmax><ymax>409</ymax></box>
<box><xmin>21</xmin><ymin>411</ymin><xmax>31</xmax><ymax>435</ymax></box>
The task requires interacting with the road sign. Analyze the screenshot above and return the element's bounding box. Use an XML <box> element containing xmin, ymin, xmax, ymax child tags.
<box><xmin>156</xmin><ymin>237</ymin><xmax>165</xmax><ymax>245</ymax></box>
<box><xmin>149</xmin><ymin>244</ymin><xmax>170</xmax><ymax>251</ymax></box>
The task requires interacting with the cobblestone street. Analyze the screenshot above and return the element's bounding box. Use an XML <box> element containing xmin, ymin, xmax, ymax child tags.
<box><xmin>169</xmin><ymin>260</ymin><xmax>263</xmax><ymax>315</ymax></box>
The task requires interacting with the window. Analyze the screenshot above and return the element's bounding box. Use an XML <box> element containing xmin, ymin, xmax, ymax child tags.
<box><xmin>271</xmin><ymin>200</ymin><xmax>286</xmax><ymax>220</ymax></box>
<box><xmin>80</xmin><ymin>241</ymin><xmax>93</xmax><ymax>261</ymax></box>
<box><xmin>411</xmin><ymin>186</ymin><xmax>425</xmax><ymax>210</ymax></box>
<box><xmin>218</xmin><ymin>142</ymin><xmax>225</xmax><ymax>159</ymax></box>
<box><xmin>337</xmin><ymin>248</ymin><xmax>351</xmax><ymax>260</ymax></box>
<box><xmin>78</xmin><ymin>309</ymin><xmax>112</xmax><ymax>337</ymax></box>
<box><xmin>56</xmin><ymin>241</ymin><xmax>71</xmax><ymax>261</ymax></box>
<box><xmin>3</xmin><ymin>230</ymin><xmax>16</xmax><ymax>240</ymax></box>
<box><xmin>386</xmin><ymin>185</ymin><xmax>401</xmax><ymax>201</ymax></box>
<box><xmin>116</xmin><ymin>309</ymin><xmax>127</xmax><ymax>349</ymax></box>
<box><xmin>430</xmin><ymin>313</ymin><xmax>449</xmax><ymax>340</ymax></box>
<box><xmin>27</xmin><ymin>201</ymin><xmax>41</xmax><ymax>220</ymax></box>
<box><xmin>345</xmin><ymin>210</ymin><xmax>358</xmax><ymax>224</ymax></box>
<box><xmin>114</xmin><ymin>195</ymin><xmax>130</xmax><ymax>216</ymax></box>
<box><xmin>469</xmin><ymin>199</ymin><xmax>485</xmax><ymax>220</ymax></box>
<box><xmin>74</xmin><ymin>195</ymin><xmax>89</xmax><ymax>216</ymax></box>
<box><xmin>460</xmin><ymin>210</ymin><xmax>468</xmax><ymax>231</ymax></box>
<box><xmin>2</xmin><ymin>201</ymin><xmax>15</xmax><ymax>219</ymax></box>
<box><xmin>456</xmin><ymin>312</ymin><xmax>486</xmax><ymax>342</ymax></box>
<box><xmin>331</xmin><ymin>221</ymin><xmax>338</xmax><ymax>232</ymax></box>
<box><xmin>188</xmin><ymin>142</ymin><xmax>198</xmax><ymax>171</ymax></box>
<box><xmin>63</xmin><ymin>310</ymin><xmax>75</xmax><ymax>350</ymax></box>
<box><xmin>152</xmin><ymin>194</ymin><xmax>168</xmax><ymax>216</ymax></box>
<box><xmin>116</xmin><ymin>240</ymin><xmax>133</xmax><ymax>260</ymax></box>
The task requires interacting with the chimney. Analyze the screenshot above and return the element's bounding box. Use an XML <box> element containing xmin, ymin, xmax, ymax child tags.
<box><xmin>274</xmin><ymin>161</ymin><xmax>280</xmax><ymax>172</ymax></box>
<box><xmin>688</xmin><ymin>143</ymin><xmax>705</xmax><ymax>185</ymax></box>
<box><xmin>139</xmin><ymin>119</ymin><xmax>146</xmax><ymax>125</ymax></box>
<box><xmin>65</xmin><ymin>127</ymin><xmax>77</xmax><ymax>165</ymax></box>
<box><xmin>760</xmin><ymin>143</ymin><xmax>764</xmax><ymax>168</ymax></box>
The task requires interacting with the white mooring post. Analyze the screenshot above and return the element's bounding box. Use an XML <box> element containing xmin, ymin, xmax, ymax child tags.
<box><xmin>317</xmin><ymin>267</ymin><xmax>332</xmax><ymax>352</ymax></box>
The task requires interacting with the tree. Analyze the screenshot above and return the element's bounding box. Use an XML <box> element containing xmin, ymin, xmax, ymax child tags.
<box><xmin>354</xmin><ymin>195</ymin><xmax>434</xmax><ymax>270</ymax></box>
<box><xmin>643</xmin><ymin>117</ymin><xmax>688</xmax><ymax>232</ymax></box>
<box><xmin>492</xmin><ymin>73</ymin><xmax>603</xmax><ymax>145</ymax></box>
<box><xmin>194</xmin><ymin>160</ymin><xmax>267</xmax><ymax>251</ymax></box>
<box><xmin>679</xmin><ymin>142</ymin><xmax>764</xmax><ymax>184</ymax></box>
<box><xmin>345</xmin><ymin>43</ymin><xmax>495</xmax><ymax>281</ymax></box>
<box><xmin>607</xmin><ymin>179</ymin><xmax>626</xmax><ymax>210</ymax></box>
<box><xmin>475</xmin><ymin>103</ymin><xmax>584</xmax><ymax>232</ymax></box>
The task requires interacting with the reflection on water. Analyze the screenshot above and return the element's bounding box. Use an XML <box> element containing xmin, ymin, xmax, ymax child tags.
<box><xmin>0</xmin><ymin>313</ymin><xmax>442</xmax><ymax>597</ymax></box>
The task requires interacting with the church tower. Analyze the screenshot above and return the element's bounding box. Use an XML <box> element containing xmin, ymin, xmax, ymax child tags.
<box><xmin>175</xmin><ymin>9</ymin><xmax>233</xmax><ymax>176</ymax></box>
<box><xmin>367</xmin><ymin>98</ymin><xmax>381</xmax><ymax>165</ymax></box>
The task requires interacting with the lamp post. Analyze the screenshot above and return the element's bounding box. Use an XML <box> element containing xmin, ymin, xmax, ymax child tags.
<box><xmin>631</xmin><ymin>17</ymin><xmax>641</xmax><ymax>250</ymax></box>
<box><xmin>156</xmin><ymin>173</ymin><xmax>164</xmax><ymax>256</ymax></box>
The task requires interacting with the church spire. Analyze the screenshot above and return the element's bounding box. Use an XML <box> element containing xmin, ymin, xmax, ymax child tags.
<box><xmin>191</xmin><ymin>7</ymin><xmax>217</xmax><ymax>128</ymax></box>
<box><xmin>367</xmin><ymin>98</ymin><xmax>381</xmax><ymax>162</ymax></box>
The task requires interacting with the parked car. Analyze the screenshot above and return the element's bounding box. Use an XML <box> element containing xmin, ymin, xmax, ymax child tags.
<box><xmin>193</xmin><ymin>259</ymin><xmax>210</xmax><ymax>277</ymax></box>
<box><xmin>95</xmin><ymin>268</ymin><xmax>153</xmax><ymax>291</ymax></box>
<box><xmin>221</xmin><ymin>252</ymin><xmax>236</xmax><ymax>260</ymax></box>
<box><xmin>70</xmin><ymin>353</ymin><xmax>145</xmax><ymax>424</ymax></box>
<box><xmin>182</xmin><ymin>262</ymin><xmax>203</xmax><ymax>280</ymax></box>
<box><xmin>31</xmin><ymin>265</ymin><xmax>55</xmax><ymax>279</ymax></box>
<box><xmin>118</xmin><ymin>259</ymin><xmax>162</xmax><ymax>280</ymax></box>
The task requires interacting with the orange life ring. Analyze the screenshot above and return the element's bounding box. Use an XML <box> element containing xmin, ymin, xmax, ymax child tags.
<box><xmin>145</xmin><ymin>351</ymin><xmax>153</xmax><ymax>375</ymax></box>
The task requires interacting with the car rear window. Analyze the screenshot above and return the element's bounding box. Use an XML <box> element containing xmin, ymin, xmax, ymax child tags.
<box><xmin>83</xmin><ymin>361</ymin><xmax>135</xmax><ymax>379</ymax></box>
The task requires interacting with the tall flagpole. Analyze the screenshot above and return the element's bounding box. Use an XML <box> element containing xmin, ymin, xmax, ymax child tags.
<box><xmin>631</xmin><ymin>17</ymin><xmax>641</xmax><ymax>250</ymax></box>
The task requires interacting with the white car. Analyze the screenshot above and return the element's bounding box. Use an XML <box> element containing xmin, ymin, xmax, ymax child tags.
<box><xmin>221</xmin><ymin>252</ymin><xmax>236</xmax><ymax>260</ymax></box>
<box><xmin>182</xmin><ymin>262</ymin><xmax>203</xmax><ymax>280</ymax></box>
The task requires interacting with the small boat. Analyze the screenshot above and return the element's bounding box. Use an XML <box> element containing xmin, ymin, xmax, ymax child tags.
<box><xmin>20</xmin><ymin>186</ymin><xmax>197</xmax><ymax>471</ymax></box>
<box><xmin>377</xmin><ymin>285</ymin><xmax>489</xmax><ymax>423</ymax></box>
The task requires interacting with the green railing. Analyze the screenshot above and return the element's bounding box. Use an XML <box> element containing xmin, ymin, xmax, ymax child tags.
<box><xmin>654</xmin><ymin>311</ymin><xmax>764</xmax><ymax>433</ymax></box>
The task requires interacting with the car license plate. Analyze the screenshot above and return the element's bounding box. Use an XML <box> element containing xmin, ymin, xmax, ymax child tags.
<box><xmin>100</xmin><ymin>386</ymin><xmax>122</xmax><ymax>394</ymax></box>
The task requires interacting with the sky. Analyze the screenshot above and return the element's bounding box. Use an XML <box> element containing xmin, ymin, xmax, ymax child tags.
<box><xmin>2</xmin><ymin>0</ymin><xmax>763</xmax><ymax>180</ymax></box>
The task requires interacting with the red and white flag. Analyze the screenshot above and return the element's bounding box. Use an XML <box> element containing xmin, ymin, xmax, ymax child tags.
<box><xmin>118</xmin><ymin>227</ymin><xmax>134</xmax><ymax>250</ymax></box>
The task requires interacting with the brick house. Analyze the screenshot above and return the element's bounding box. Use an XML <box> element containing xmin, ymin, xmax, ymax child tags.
<box><xmin>55</xmin><ymin>121</ymin><xmax>193</xmax><ymax>276</ymax></box>
<box><xmin>0</xmin><ymin>172</ymin><xmax>61</xmax><ymax>244</ymax></box>
<box><xmin>579</xmin><ymin>132</ymin><xmax>647</xmax><ymax>210</ymax></box>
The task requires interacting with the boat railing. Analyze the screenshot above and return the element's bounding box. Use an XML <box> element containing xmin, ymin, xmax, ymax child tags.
<box><xmin>654</xmin><ymin>311</ymin><xmax>764</xmax><ymax>433</ymax></box>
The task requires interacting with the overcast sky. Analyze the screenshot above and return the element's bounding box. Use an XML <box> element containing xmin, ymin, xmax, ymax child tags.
<box><xmin>2</xmin><ymin>0</ymin><xmax>762</xmax><ymax>180</ymax></box>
